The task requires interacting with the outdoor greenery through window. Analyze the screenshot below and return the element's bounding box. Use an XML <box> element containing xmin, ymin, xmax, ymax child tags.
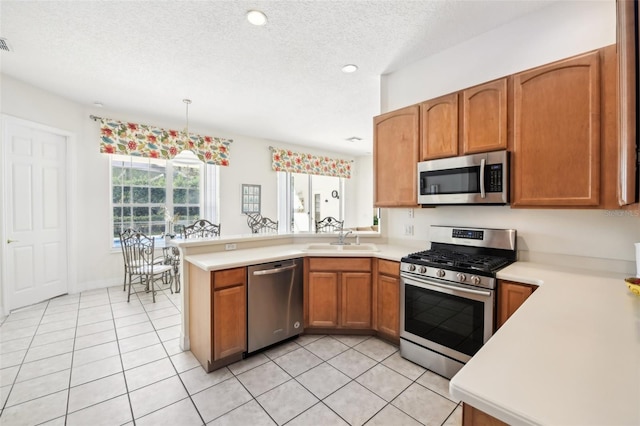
<box><xmin>111</xmin><ymin>154</ymin><xmax>208</xmax><ymax>246</ymax></box>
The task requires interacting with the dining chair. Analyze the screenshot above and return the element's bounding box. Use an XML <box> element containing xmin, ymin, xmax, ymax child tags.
<box><xmin>120</xmin><ymin>231</ymin><xmax>173</xmax><ymax>302</ymax></box>
<box><xmin>119</xmin><ymin>227</ymin><xmax>139</xmax><ymax>291</ymax></box>
<box><xmin>181</xmin><ymin>219</ymin><xmax>221</xmax><ymax>239</ymax></box>
<box><xmin>315</xmin><ymin>216</ymin><xmax>344</xmax><ymax>233</ymax></box>
<box><xmin>161</xmin><ymin>246</ymin><xmax>181</xmax><ymax>293</ymax></box>
<box><xmin>246</xmin><ymin>213</ymin><xmax>278</xmax><ymax>234</ymax></box>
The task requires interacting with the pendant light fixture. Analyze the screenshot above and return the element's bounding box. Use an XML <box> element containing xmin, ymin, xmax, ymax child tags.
<box><xmin>172</xmin><ymin>98</ymin><xmax>200</xmax><ymax>165</ymax></box>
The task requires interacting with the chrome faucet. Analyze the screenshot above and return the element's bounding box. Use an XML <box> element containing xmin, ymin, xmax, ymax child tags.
<box><xmin>335</xmin><ymin>230</ymin><xmax>353</xmax><ymax>245</ymax></box>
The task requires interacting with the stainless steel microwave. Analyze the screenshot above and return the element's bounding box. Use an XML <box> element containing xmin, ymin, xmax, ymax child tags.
<box><xmin>417</xmin><ymin>150</ymin><xmax>509</xmax><ymax>205</ymax></box>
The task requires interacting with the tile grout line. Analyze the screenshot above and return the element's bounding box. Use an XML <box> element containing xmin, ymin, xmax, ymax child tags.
<box><xmin>132</xmin><ymin>286</ymin><xmax>207</xmax><ymax>425</ymax></box>
<box><xmin>106</xmin><ymin>286</ymin><xmax>137</xmax><ymax>425</ymax></box>
<box><xmin>0</xmin><ymin>299</ymin><xmax>50</xmax><ymax>420</ymax></box>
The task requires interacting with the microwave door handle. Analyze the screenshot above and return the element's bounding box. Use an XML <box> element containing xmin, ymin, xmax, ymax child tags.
<box><xmin>479</xmin><ymin>158</ymin><xmax>486</xmax><ymax>198</ymax></box>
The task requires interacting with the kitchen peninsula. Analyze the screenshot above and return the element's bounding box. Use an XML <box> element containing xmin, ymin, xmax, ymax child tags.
<box><xmin>175</xmin><ymin>234</ymin><xmax>640</xmax><ymax>425</ymax></box>
<box><xmin>451</xmin><ymin>262</ymin><xmax>640</xmax><ymax>426</ymax></box>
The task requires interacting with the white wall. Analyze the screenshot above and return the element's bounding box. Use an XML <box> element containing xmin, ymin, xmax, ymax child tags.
<box><xmin>381</xmin><ymin>0</ymin><xmax>640</xmax><ymax>268</ymax></box>
<box><xmin>0</xmin><ymin>74</ymin><xmax>358</xmax><ymax>293</ymax></box>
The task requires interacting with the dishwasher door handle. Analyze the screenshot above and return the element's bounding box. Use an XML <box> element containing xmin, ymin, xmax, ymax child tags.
<box><xmin>252</xmin><ymin>264</ymin><xmax>297</xmax><ymax>276</ymax></box>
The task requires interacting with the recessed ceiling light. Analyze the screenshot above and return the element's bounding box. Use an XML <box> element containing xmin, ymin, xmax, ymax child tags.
<box><xmin>341</xmin><ymin>64</ymin><xmax>358</xmax><ymax>73</ymax></box>
<box><xmin>346</xmin><ymin>136</ymin><xmax>362</xmax><ymax>143</ymax></box>
<box><xmin>93</xmin><ymin>101</ymin><xmax>104</xmax><ymax>108</ymax></box>
<box><xmin>247</xmin><ymin>10</ymin><xmax>267</xmax><ymax>26</ymax></box>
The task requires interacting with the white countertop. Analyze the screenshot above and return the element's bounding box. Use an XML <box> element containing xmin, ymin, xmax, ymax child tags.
<box><xmin>183</xmin><ymin>243</ymin><xmax>412</xmax><ymax>271</ymax></box>
<box><xmin>450</xmin><ymin>262</ymin><xmax>640</xmax><ymax>426</ymax></box>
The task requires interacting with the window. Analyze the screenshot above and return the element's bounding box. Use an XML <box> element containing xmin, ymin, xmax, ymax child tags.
<box><xmin>111</xmin><ymin>154</ymin><xmax>217</xmax><ymax>246</ymax></box>
<box><xmin>278</xmin><ymin>172</ymin><xmax>344</xmax><ymax>233</ymax></box>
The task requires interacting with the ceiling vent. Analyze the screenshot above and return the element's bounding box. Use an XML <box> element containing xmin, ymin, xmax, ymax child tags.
<box><xmin>0</xmin><ymin>38</ymin><xmax>12</xmax><ymax>52</ymax></box>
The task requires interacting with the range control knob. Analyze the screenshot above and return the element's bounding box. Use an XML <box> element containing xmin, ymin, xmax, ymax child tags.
<box><xmin>418</xmin><ymin>266</ymin><xmax>427</xmax><ymax>274</ymax></box>
<box><xmin>457</xmin><ymin>273</ymin><xmax>467</xmax><ymax>282</ymax></box>
<box><xmin>408</xmin><ymin>264</ymin><xmax>416</xmax><ymax>272</ymax></box>
<box><xmin>471</xmin><ymin>275</ymin><xmax>481</xmax><ymax>285</ymax></box>
<box><xmin>436</xmin><ymin>269</ymin><xmax>446</xmax><ymax>278</ymax></box>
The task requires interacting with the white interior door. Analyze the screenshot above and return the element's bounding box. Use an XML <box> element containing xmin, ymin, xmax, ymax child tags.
<box><xmin>3</xmin><ymin>119</ymin><xmax>68</xmax><ymax>311</ymax></box>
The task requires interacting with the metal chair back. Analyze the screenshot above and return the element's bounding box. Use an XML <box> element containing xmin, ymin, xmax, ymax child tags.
<box><xmin>315</xmin><ymin>216</ymin><xmax>344</xmax><ymax>233</ymax></box>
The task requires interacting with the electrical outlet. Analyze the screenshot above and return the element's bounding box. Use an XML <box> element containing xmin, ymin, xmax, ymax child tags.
<box><xmin>408</xmin><ymin>208</ymin><xmax>414</xmax><ymax>218</ymax></box>
<box><xmin>225</xmin><ymin>243</ymin><xmax>237</xmax><ymax>251</ymax></box>
<box><xmin>404</xmin><ymin>224</ymin><xmax>414</xmax><ymax>236</ymax></box>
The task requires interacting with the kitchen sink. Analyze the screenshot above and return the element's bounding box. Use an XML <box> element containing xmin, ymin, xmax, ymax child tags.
<box><xmin>303</xmin><ymin>243</ymin><xmax>379</xmax><ymax>252</ymax></box>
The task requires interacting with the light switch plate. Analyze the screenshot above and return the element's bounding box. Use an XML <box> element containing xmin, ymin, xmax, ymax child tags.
<box><xmin>225</xmin><ymin>243</ymin><xmax>237</xmax><ymax>250</ymax></box>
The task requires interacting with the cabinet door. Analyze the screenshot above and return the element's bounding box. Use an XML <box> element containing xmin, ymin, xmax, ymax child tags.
<box><xmin>377</xmin><ymin>273</ymin><xmax>399</xmax><ymax>338</ymax></box>
<box><xmin>420</xmin><ymin>93</ymin><xmax>458</xmax><ymax>160</ymax></box>
<box><xmin>497</xmin><ymin>281</ymin><xmax>536</xmax><ymax>329</ymax></box>
<box><xmin>373</xmin><ymin>105</ymin><xmax>420</xmax><ymax>207</ymax></box>
<box><xmin>461</xmin><ymin>78</ymin><xmax>508</xmax><ymax>155</ymax></box>
<box><xmin>341</xmin><ymin>272</ymin><xmax>372</xmax><ymax>328</ymax></box>
<box><xmin>308</xmin><ymin>272</ymin><xmax>339</xmax><ymax>327</ymax></box>
<box><xmin>213</xmin><ymin>284</ymin><xmax>246</xmax><ymax>360</ymax></box>
<box><xmin>511</xmin><ymin>51</ymin><xmax>601</xmax><ymax>207</ymax></box>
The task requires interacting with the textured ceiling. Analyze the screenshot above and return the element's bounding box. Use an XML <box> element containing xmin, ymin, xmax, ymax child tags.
<box><xmin>0</xmin><ymin>0</ymin><xmax>556</xmax><ymax>156</ymax></box>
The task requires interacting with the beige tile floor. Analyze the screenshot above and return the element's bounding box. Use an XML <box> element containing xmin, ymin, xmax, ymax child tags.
<box><xmin>0</xmin><ymin>284</ymin><xmax>462</xmax><ymax>425</ymax></box>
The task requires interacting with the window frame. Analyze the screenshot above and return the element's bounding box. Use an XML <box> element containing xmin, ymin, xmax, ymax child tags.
<box><xmin>277</xmin><ymin>171</ymin><xmax>345</xmax><ymax>234</ymax></box>
<box><xmin>109</xmin><ymin>154</ymin><xmax>218</xmax><ymax>248</ymax></box>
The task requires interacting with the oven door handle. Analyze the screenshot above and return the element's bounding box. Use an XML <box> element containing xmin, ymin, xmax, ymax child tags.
<box><xmin>404</xmin><ymin>275</ymin><xmax>492</xmax><ymax>297</ymax></box>
<box><xmin>479</xmin><ymin>158</ymin><xmax>486</xmax><ymax>199</ymax></box>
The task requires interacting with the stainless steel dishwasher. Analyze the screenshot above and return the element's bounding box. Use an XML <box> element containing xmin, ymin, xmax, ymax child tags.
<box><xmin>247</xmin><ymin>258</ymin><xmax>303</xmax><ymax>353</ymax></box>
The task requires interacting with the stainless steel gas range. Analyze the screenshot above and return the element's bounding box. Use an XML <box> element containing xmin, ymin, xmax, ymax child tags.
<box><xmin>400</xmin><ymin>225</ymin><xmax>517</xmax><ymax>379</ymax></box>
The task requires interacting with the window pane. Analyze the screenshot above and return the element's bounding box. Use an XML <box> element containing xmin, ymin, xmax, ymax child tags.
<box><xmin>292</xmin><ymin>173</ymin><xmax>310</xmax><ymax>232</ymax></box>
<box><xmin>113</xmin><ymin>186</ymin><xmax>122</xmax><ymax>204</ymax></box>
<box><xmin>122</xmin><ymin>207</ymin><xmax>132</xmax><ymax>220</ymax></box>
<box><xmin>187</xmin><ymin>189</ymin><xmax>199</xmax><ymax>204</ymax></box>
<box><xmin>174</xmin><ymin>188</ymin><xmax>187</xmax><ymax>204</ymax></box>
<box><xmin>150</xmin><ymin>187</ymin><xmax>166</xmax><ymax>204</ymax></box>
<box><xmin>174</xmin><ymin>206</ymin><xmax>187</xmax><ymax>220</ymax></box>
<box><xmin>133</xmin><ymin>207</ymin><xmax>148</xmax><ymax>221</ymax></box>
<box><xmin>151</xmin><ymin>223</ymin><xmax>165</xmax><ymax>236</ymax></box>
<box><xmin>151</xmin><ymin>206</ymin><xmax>165</xmax><ymax>221</ymax></box>
<box><xmin>132</xmin><ymin>187</ymin><xmax>149</xmax><ymax>203</ymax></box>
<box><xmin>122</xmin><ymin>187</ymin><xmax>131</xmax><ymax>204</ymax></box>
<box><xmin>188</xmin><ymin>206</ymin><xmax>200</xmax><ymax>219</ymax></box>
<box><xmin>130</xmin><ymin>167</ymin><xmax>149</xmax><ymax>185</ymax></box>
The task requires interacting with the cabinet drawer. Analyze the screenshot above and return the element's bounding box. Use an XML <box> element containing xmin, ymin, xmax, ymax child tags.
<box><xmin>377</xmin><ymin>259</ymin><xmax>399</xmax><ymax>276</ymax></box>
<box><xmin>308</xmin><ymin>257</ymin><xmax>371</xmax><ymax>272</ymax></box>
<box><xmin>213</xmin><ymin>267</ymin><xmax>246</xmax><ymax>290</ymax></box>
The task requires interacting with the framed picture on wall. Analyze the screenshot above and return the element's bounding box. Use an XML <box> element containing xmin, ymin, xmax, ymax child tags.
<box><xmin>241</xmin><ymin>184</ymin><xmax>261</xmax><ymax>214</ymax></box>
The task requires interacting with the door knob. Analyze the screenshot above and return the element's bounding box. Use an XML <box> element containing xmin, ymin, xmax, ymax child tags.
<box><xmin>7</xmin><ymin>239</ymin><xmax>18</xmax><ymax>244</ymax></box>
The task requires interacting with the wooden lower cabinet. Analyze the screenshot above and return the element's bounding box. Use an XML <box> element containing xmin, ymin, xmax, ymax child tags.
<box><xmin>341</xmin><ymin>272</ymin><xmax>373</xmax><ymax>328</ymax></box>
<box><xmin>497</xmin><ymin>280</ymin><xmax>537</xmax><ymax>329</ymax></box>
<box><xmin>213</xmin><ymin>284</ymin><xmax>246</xmax><ymax>360</ymax></box>
<box><xmin>375</xmin><ymin>259</ymin><xmax>400</xmax><ymax>342</ymax></box>
<box><xmin>463</xmin><ymin>403</ymin><xmax>508</xmax><ymax>426</ymax></box>
<box><xmin>307</xmin><ymin>272</ymin><xmax>339</xmax><ymax>327</ymax></box>
<box><xmin>188</xmin><ymin>263</ymin><xmax>246</xmax><ymax>372</ymax></box>
<box><xmin>305</xmin><ymin>258</ymin><xmax>372</xmax><ymax>330</ymax></box>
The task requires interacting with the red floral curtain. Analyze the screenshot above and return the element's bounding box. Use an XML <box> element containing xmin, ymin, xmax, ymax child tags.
<box><xmin>99</xmin><ymin>118</ymin><xmax>232</xmax><ymax>166</ymax></box>
<box><xmin>271</xmin><ymin>148</ymin><xmax>351</xmax><ymax>179</ymax></box>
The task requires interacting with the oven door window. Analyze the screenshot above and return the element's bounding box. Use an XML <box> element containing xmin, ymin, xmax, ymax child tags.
<box><xmin>405</xmin><ymin>283</ymin><xmax>486</xmax><ymax>357</ymax></box>
<box><xmin>420</xmin><ymin>166</ymin><xmax>480</xmax><ymax>195</ymax></box>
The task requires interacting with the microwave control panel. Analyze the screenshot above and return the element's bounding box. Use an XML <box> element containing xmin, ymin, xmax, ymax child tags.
<box><xmin>486</xmin><ymin>164</ymin><xmax>503</xmax><ymax>192</ymax></box>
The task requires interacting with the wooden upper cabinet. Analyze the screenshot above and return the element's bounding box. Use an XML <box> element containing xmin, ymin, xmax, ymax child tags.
<box><xmin>461</xmin><ymin>78</ymin><xmax>508</xmax><ymax>155</ymax></box>
<box><xmin>511</xmin><ymin>51</ymin><xmax>601</xmax><ymax>207</ymax></box>
<box><xmin>420</xmin><ymin>93</ymin><xmax>459</xmax><ymax>160</ymax></box>
<box><xmin>373</xmin><ymin>105</ymin><xmax>420</xmax><ymax>207</ymax></box>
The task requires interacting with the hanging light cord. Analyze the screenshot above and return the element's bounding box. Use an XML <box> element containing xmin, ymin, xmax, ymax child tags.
<box><xmin>183</xmin><ymin>98</ymin><xmax>191</xmax><ymax>140</ymax></box>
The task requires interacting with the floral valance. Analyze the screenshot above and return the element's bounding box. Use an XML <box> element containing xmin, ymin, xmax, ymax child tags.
<box><xmin>271</xmin><ymin>148</ymin><xmax>351</xmax><ymax>179</ymax></box>
<box><xmin>98</xmin><ymin>118</ymin><xmax>232</xmax><ymax>166</ymax></box>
